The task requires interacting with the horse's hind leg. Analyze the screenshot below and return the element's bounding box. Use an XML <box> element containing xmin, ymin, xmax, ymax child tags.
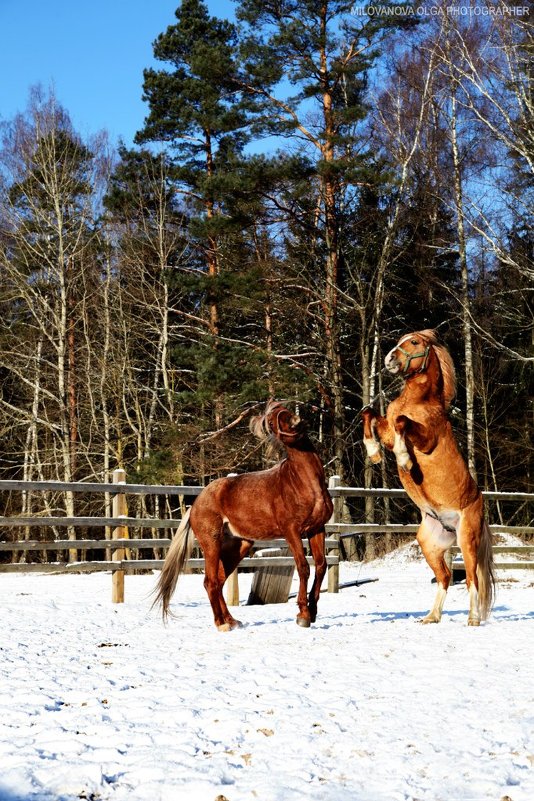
<box><xmin>202</xmin><ymin>546</ymin><xmax>233</xmax><ymax>630</ymax></box>
<box><xmin>197</xmin><ymin>524</ymin><xmax>247</xmax><ymax>631</ymax></box>
<box><xmin>218</xmin><ymin>532</ymin><xmax>254</xmax><ymax>627</ymax></box>
<box><xmin>307</xmin><ymin>530</ymin><xmax>327</xmax><ymax>623</ymax></box>
<box><xmin>457</xmin><ymin>504</ymin><xmax>483</xmax><ymax>626</ymax></box>
<box><xmin>205</xmin><ymin>533</ymin><xmax>254</xmax><ymax>632</ymax></box>
<box><xmin>417</xmin><ymin>516</ymin><xmax>454</xmax><ymax>624</ymax></box>
<box><xmin>220</xmin><ymin>531</ymin><xmax>254</xmax><ymax>579</ymax></box>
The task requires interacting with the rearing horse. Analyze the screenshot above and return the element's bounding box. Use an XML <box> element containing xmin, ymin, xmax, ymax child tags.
<box><xmin>153</xmin><ymin>401</ymin><xmax>333</xmax><ymax>630</ymax></box>
<box><xmin>362</xmin><ymin>329</ymin><xmax>495</xmax><ymax>626</ymax></box>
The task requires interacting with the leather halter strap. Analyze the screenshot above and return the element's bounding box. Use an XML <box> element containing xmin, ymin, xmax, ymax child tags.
<box><xmin>271</xmin><ymin>407</ymin><xmax>300</xmax><ymax>438</ymax></box>
<box><xmin>397</xmin><ymin>343</ymin><xmax>431</xmax><ymax>375</ymax></box>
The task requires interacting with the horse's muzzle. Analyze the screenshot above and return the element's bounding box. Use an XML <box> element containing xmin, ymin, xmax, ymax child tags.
<box><xmin>385</xmin><ymin>354</ymin><xmax>401</xmax><ymax>374</ymax></box>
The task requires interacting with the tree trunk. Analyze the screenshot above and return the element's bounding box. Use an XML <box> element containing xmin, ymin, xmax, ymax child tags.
<box><xmin>67</xmin><ymin>257</ymin><xmax>78</xmax><ymax>481</ymax></box>
<box><xmin>320</xmin><ymin>8</ymin><xmax>344</xmax><ymax>479</ymax></box>
<box><xmin>450</xmin><ymin>83</ymin><xmax>477</xmax><ymax>479</ymax></box>
<box><xmin>204</xmin><ymin>127</ymin><xmax>223</xmax><ymax>430</ymax></box>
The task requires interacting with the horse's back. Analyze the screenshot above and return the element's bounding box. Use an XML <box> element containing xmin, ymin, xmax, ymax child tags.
<box><xmin>190</xmin><ymin>462</ymin><xmax>330</xmax><ymax>540</ymax></box>
<box><xmin>191</xmin><ymin>470</ymin><xmax>284</xmax><ymax>539</ymax></box>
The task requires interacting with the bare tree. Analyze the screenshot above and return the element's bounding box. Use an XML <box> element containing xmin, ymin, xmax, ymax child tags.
<box><xmin>0</xmin><ymin>88</ymin><xmax>104</xmax><ymax>557</ymax></box>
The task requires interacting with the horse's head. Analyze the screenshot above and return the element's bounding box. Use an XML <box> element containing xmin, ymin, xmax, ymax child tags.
<box><xmin>385</xmin><ymin>329</ymin><xmax>456</xmax><ymax>408</ymax></box>
<box><xmin>385</xmin><ymin>330</ymin><xmax>434</xmax><ymax>377</ymax></box>
<box><xmin>250</xmin><ymin>401</ymin><xmax>306</xmax><ymax>446</ymax></box>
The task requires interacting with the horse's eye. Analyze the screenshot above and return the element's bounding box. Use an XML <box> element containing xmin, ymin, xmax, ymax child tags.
<box><xmin>411</xmin><ymin>339</ymin><xmax>419</xmax><ymax>345</ymax></box>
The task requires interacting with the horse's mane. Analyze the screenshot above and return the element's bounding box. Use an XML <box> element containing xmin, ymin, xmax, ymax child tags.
<box><xmin>249</xmin><ymin>400</ymin><xmax>287</xmax><ymax>460</ymax></box>
<box><xmin>249</xmin><ymin>400</ymin><xmax>282</xmax><ymax>441</ymax></box>
<box><xmin>417</xmin><ymin>329</ymin><xmax>457</xmax><ymax>409</ymax></box>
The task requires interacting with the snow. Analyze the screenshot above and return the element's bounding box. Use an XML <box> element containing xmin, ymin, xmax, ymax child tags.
<box><xmin>1</xmin><ymin>550</ymin><xmax>533</xmax><ymax>801</ymax></box>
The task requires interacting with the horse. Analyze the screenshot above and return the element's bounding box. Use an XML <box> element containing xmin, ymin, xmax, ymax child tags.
<box><xmin>153</xmin><ymin>401</ymin><xmax>334</xmax><ymax>631</ymax></box>
<box><xmin>361</xmin><ymin>329</ymin><xmax>495</xmax><ymax>626</ymax></box>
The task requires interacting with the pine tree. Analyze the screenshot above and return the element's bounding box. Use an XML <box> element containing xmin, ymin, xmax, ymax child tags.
<box><xmin>135</xmin><ymin>0</ymin><xmax>265</xmax><ymax>447</ymax></box>
<box><xmin>234</xmin><ymin>0</ymin><xmax>417</xmax><ymax>477</ymax></box>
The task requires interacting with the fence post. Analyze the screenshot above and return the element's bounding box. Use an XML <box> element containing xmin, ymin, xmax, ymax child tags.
<box><xmin>328</xmin><ymin>475</ymin><xmax>341</xmax><ymax>593</ymax></box>
<box><xmin>111</xmin><ymin>468</ymin><xmax>128</xmax><ymax>603</ymax></box>
<box><xmin>329</xmin><ymin>474</ymin><xmax>342</xmax><ymax>522</ymax></box>
<box><xmin>226</xmin><ymin>568</ymin><xmax>240</xmax><ymax>607</ymax></box>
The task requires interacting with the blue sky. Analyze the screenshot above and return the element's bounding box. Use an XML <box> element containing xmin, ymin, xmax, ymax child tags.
<box><xmin>0</xmin><ymin>0</ymin><xmax>236</xmax><ymax>146</ymax></box>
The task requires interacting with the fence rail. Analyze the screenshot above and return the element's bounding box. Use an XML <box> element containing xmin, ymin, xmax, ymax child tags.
<box><xmin>0</xmin><ymin>517</ymin><xmax>184</xmax><ymax>529</ymax></box>
<box><xmin>1</xmin><ymin>478</ymin><xmax>531</xmax><ymax>502</ymax></box>
<box><xmin>1</xmin><ymin>476</ymin><xmax>533</xmax><ymax>602</ymax></box>
<box><xmin>0</xmin><ymin>479</ymin><xmax>203</xmax><ymax>496</ymax></box>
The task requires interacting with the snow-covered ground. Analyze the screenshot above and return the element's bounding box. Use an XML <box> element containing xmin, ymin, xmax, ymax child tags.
<box><xmin>0</xmin><ymin>548</ymin><xmax>533</xmax><ymax>801</ymax></box>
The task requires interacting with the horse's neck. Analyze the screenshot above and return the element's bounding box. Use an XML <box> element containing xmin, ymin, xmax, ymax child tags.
<box><xmin>403</xmin><ymin>360</ymin><xmax>443</xmax><ymax>405</ymax></box>
<box><xmin>284</xmin><ymin>442</ymin><xmax>324</xmax><ymax>483</ymax></box>
<box><xmin>402</xmin><ymin>374</ymin><xmax>432</xmax><ymax>402</ymax></box>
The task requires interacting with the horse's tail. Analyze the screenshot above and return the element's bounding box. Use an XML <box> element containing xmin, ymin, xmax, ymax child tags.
<box><xmin>152</xmin><ymin>507</ymin><xmax>194</xmax><ymax>621</ymax></box>
<box><xmin>477</xmin><ymin>519</ymin><xmax>496</xmax><ymax>621</ymax></box>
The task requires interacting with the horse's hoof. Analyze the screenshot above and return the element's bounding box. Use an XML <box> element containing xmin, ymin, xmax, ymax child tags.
<box><xmin>467</xmin><ymin>619</ymin><xmax>480</xmax><ymax>627</ymax></box>
<box><xmin>370</xmin><ymin>452</ymin><xmax>382</xmax><ymax>464</ymax></box>
<box><xmin>217</xmin><ymin>619</ymin><xmax>242</xmax><ymax>632</ymax></box>
<box><xmin>296</xmin><ymin>616</ymin><xmax>311</xmax><ymax>628</ymax></box>
<box><xmin>419</xmin><ymin>616</ymin><xmax>439</xmax><ymax>625</ymax></box>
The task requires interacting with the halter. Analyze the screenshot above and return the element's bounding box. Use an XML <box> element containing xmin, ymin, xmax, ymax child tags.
<box><xmin>397</xmin><ymin>343</ymin><xmax>431</xmax><ymax>375</ymax></box>
<box><xmin>271</xmin><ymin>407</ymin><xmax>300</xmax><ymax>438</ymax></box>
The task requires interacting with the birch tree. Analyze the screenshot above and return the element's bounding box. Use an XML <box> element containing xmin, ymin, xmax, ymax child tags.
<box><xmin>0</xmin><ymin>89</ymin><xmax>103</xmax><ymax>556</ymax></box>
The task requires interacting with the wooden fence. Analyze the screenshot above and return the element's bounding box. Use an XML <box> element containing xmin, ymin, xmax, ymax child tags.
<box><xmin>327</xmin><ymin>476</ymin><xmax>534</xmax><ymax>575</ymax></box>
<box><xmin>0</xmin><ymin>473</ymin><xmax>533</xmax><ymax>603</ymax></box>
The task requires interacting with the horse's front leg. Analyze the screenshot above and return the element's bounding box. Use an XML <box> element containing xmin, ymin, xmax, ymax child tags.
<box><xmin>362</xmin><ymin>408</ymin><xmax>387</xmax><ymax>464</ymax></box>
<box><xmin>307</xmin><ymin>530</ymin><xmax>327</xmax><ymax>624</ymax></box>
<box><xmin>392</xmin><ymin>416</ymin><xmax>413</xmax><ymax>472</ymax></box>
<box><xmin>393</xmin><ymin>420</ymin><xmax>413</xmax><ymax>473</ymax></box>
<box><xmin>285</xmin><ymin>529</ymin><xmax>312</xmax><ymax>627</ymax></box>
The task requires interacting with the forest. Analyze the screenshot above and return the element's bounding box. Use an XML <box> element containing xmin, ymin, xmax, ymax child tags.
<box><xmin>0</xmin><ymin>1</ymin><xmax>532</xmax><ymax>537</ymax></box>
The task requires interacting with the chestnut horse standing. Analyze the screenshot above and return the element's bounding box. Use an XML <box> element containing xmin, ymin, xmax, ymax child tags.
<box><xmin>154</xmin><ymin>401</ymin><xmax>333</xmax><ymax>630</ymax></box>
<box><xmin>362</xmin><ymin>330</ymin><xmax>495</xmax><ymax>625</ymax></box>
